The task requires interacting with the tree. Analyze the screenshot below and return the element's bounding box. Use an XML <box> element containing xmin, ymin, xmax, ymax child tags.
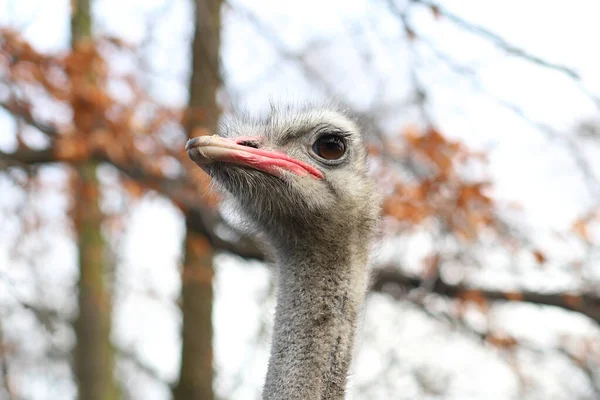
<box><xmin>0</xmin><ymin>0</ymin><xmax>599</xmax><ymax>398</ymax></box>
<box><xmin>70</xmin><ymin>0</ymin><xmax>118</xmax><ymax>398</ymax></box>
<box><xmin>174</xmin><ymin>0</ymin><xmax>222</xmax><ymax>399</ymax></box>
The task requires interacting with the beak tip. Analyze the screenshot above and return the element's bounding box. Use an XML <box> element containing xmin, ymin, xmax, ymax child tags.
<box><xmin>186</xmin><ymin>137</ymin><xmax>200</xmax><ymax>151</ymax></box>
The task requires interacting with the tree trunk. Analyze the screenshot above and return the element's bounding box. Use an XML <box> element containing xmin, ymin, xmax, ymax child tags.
<box><xmin>72</xmin><ymin>162</ymin><xmax>117</xmax><ymax>400</ymax></box>
<box><xmin>173</xmin><ymin>0</ymin><xmax>222</xmax><ymax>399</ymax></box>
<box><xmin>70</xmin><ymin>1</ymin><xmax>118</xmax><ymax>399</ymax></box>
<box><xmin>174</xmin><ymin>231</ymin><xmax>216</xmax><ymax>400</ymax></box>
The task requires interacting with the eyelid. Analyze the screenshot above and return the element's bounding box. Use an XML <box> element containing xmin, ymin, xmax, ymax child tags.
<box><xmin>315</xmin><ymin>128</ymin><xmax>352</xmax><ymax>139</ymax></box>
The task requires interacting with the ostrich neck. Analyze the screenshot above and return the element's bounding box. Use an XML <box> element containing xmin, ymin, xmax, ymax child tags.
<box><xmin>262</xmin><ymin>230</ymin><xmax>370</xmax><ymax>400</ymax></box>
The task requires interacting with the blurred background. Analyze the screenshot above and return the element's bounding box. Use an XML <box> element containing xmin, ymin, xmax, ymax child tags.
<box><xmin>0</xmin><ymin>0</ymin><xmax>599</xmax><ymax>399</ymax></box>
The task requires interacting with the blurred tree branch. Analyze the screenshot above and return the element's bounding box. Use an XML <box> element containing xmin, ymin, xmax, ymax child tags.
<box><xmin>402</xmin><ymin>294</ymin><xmax>600</xmax><ymax>398</ymax></box>
<box><xmin>2</xmin><ymin>109</ymin><xmax>600</xmax><ymax>330</ymax></box>
<box><xmin>407</xmin><ymin>0</ymin><xmax>580</xmax><ymax>80</ymax></box>
<box><xmin>115</xmin><ymin>345</ymin><xmax>167</xmax><ymax>387</ymax></box>
<box><xmin>372</xmin><ymin>267</ymin><xmax>600</xmax><ymax>325</ymax></box>
<box><xmin>0</xmin><ymin>321</ymin><xmax>16</xmax><ymax>400</ymax></box>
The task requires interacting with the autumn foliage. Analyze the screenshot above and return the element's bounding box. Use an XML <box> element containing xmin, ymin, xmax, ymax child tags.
<box><xmin>0</xmin><ymin>28</ymin><xmax>214</xmax><ymax>203</ymax></box>
<box><xmin>379</xmin><ymin>127</ymin><xmax>496</xmax><ymax>241</ymax></box>
<box><xmin>2</xmin><ymin>20</ymin><xmax>600</xmax><ymax>398</ymax></box>
<box><xmin>0</xmin><ymin>28</ymin><xmax>500</xmax><ymax>241</ymax></box>
<box><xmin>5</xmin><ymin>26</ymin><xmax>599</xmax><ymax>276</ymax></box>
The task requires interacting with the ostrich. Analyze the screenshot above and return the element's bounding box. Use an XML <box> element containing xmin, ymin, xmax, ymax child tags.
<box><xmin>186</xmin><ymin>104</ymin><xmax>381</xmax><ymax>400</ymax></box>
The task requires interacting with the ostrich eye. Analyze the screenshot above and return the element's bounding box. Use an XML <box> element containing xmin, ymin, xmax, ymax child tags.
<box><xmin>312</xmin><ymin>134</ymin><xmax>346</xmax><ymax>160</ymax></box>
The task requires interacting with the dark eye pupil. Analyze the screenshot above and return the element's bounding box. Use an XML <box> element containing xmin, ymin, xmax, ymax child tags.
<box><xmin>313</xmin><ymin>135</ymin><xmax>346</xmax><ymax>160</ymax></box>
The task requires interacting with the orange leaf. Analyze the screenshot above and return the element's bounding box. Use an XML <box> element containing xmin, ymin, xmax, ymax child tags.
<box><xmin>122</xmin><ymin>179</ymin><xmax>145</xmax><ymax>199</ymax></box>
<box><xmin>423</xmin><ymin>253</ymin><xmax>440</xmax><ymax>278</ymax></box>
<box><xmin>54</xmin><ymin>136</ymin><xmax>90</xmax><ymax>161</ymax></box>
<box><xmin>367</xmin><ymin>144</ymin><xmax>381</xmax><ymax>156</ymax></box>
<box><xmin>572</xmin><ymin>219</ymin><xmax>589</xmax><ymax>241</ymax></box>
<box><xmin>487</xmin><ymin>334</ymin><xmax>518</xmax><ymax>349</ymax></box>
<box><xmin>505</xmin><ymin>292</ymin><xmax>524</xmax><ymax>302</ymax></box>
<box><xmin>562</xmin><ymin>294</ymin><xmax>583</xmax><ymax>309</ymax></box>
<box><xmin>532</xmin><ymin>250</ymin><xmax>546</xmax><ymax>264</ymax></box>
<box><xmin>459</xmin><ymin>290</ymin><xmax>489</xmax><ymax>311</ymax></box>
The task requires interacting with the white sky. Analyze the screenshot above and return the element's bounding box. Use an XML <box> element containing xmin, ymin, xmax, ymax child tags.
<box><xmin>1</xmin><ymin>0</ymin><xmax>600</xmax><ymax>399</ymax></box>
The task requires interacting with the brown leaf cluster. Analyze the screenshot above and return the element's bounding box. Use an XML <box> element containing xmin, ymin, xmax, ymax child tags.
<box><xmin>382</xmin><ymin>127</ymin><xmax>497</xmax><ymax>241</ymax></box>
<box><xmin>486</xmin><ymin>333</ymin><xmax>518</xmax><ymax>350</ymax></box>
<box><xmin>1</xmin><ymin>29</ymin><xmax>215</xmax><ymax>205</ymax></box>
<box><xmin>2</xmin><ymin>29</ymin><xmax>504</xmax><ymax>236</ymax></box>
<box><xmin>571</xmin><ymin>210</ymin><xmax>600</xmax><ymax>242</ymax></box>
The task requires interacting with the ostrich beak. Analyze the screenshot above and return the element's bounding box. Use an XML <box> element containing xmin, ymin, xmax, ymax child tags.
<box><xmin>186</xmin><ymin>135</ymin><xmax>324</xmax><ymax>179</ymax></box>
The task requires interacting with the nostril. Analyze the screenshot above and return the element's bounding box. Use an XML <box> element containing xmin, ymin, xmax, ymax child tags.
<box><xmin>237</xmin><ymin>139</ymin><xmax>260</xmax><ymax>149</ymax></box>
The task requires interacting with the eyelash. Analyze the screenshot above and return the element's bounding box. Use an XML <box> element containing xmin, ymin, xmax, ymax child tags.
<box><xmin>315</xmin><ymin>130</ymin><xmax>351</xmax><ymax>139</ymax></box>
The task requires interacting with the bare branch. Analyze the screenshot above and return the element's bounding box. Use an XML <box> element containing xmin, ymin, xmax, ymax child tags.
<box><xmin>472</xmin><ymin>84</ymin><xmax>600</xmax><ymax>199</ymax></box>
<box><xmin>0</xmin><ymin>147</ymin><xmax>56</xmax><ymax>168</ymax></box>
<box><xmin>371</xmin><ymin>267</ymin><xmax>600</xmax><ymax>325</ymax></box>
<box><xmin>409</xmin><ymin>0</ymin><xmax>579</xmax><ymax>80</ymax></box>
<box><xmin>0</xmin><ymin>321</ymin><xmax>16</xmax><ymax>400</ymax></box>
<box><xmin>4</xmin><ymin>73</ymin><xmax>600</xmax><ymax>331</ymax></box>
<box><xmin>0</xmin><ymin>100</ymin><xmax>59</xmax><ymax>139</ymax></box>
<box><xmin>403</xmin><ymin>295</ymin><xmax>600</xmax><ymax>397</ymax></box>
<box><xmin>115</xmin><ymin>345</ymin><xmax>168</xmax><ymax>386</ymax></box>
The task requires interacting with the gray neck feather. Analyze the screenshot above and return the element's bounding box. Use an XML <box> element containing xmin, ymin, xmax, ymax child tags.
<box><xmin>262</xmin><ymin>228</ymin><xmax>370</xmax><ymax>400</ymax></box>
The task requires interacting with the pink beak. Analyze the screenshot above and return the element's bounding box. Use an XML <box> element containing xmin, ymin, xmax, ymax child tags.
<box><xmin>186</xmin><ymin>135</ymin><xmax>324</xmax><ymax>179</ymax></box>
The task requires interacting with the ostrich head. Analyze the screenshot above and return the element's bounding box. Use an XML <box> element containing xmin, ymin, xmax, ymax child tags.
<box><xmin>186</xmin><ymin>104</ymin><xmax>381</xmax><ymax>399</ymax></box>
<box><xmin>186</xmin><ymin>104</ymin><xmax>380</xmax><ymax>246</ymax></box>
